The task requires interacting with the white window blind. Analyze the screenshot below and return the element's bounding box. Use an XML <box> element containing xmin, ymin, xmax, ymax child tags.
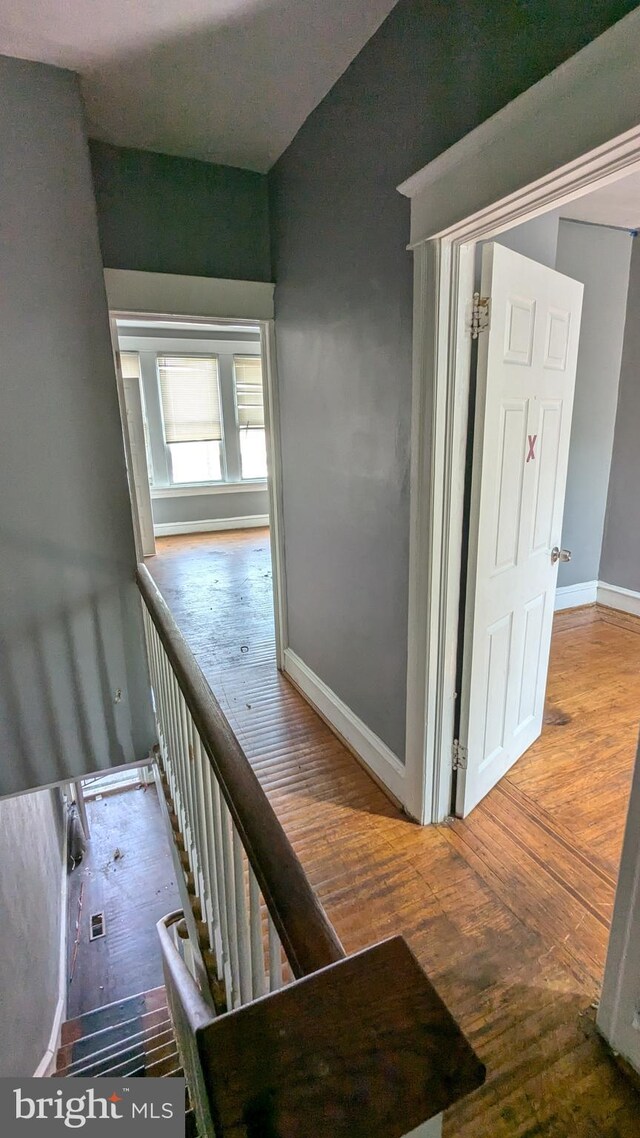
<box><xmin>158</xmin><ymin>355</ymin><xmax>222</xmax><ymax>443</ymax></box>
<box><xmin>234</xmin><ymin>356</ymin><xmax>264</xmax><ymax>429</ymax></box>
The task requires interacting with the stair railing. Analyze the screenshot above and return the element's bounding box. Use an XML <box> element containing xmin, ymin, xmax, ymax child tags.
<box><xmin>138</xmin><ymin>562</ymin><xmax>344</xmax><ymax>1013</ymax></box>
<box><xmin>137</xmin><ymin>562</ymin><xmax>484</xmax><ymax>1138</ymax></box>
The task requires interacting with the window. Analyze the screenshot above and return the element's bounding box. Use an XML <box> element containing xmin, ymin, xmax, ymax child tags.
<box><xmin>234</xmin><ymin>355</ymin><xmax>267</xmax><ymax>480</ymax></box>
<box><xmin>158</xmin><ymin>355</ymin><xmax>223</xmax><ymax>484</ymax></box>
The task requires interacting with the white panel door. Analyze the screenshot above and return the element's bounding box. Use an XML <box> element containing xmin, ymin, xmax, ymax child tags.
<box><xmin>457</xmin><ymin>243</ymin><xmax>583</xmax><ymax>816</ymax></box>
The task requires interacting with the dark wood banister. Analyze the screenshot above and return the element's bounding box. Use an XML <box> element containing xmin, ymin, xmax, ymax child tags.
<box><xmin>137</xmin><ymin>561</ymin><xmax>345</xmax><ymax>979</ymax></box>
<box><xmin>159</xmin><ymin>910</ymin><xmax>486</xmax><ymax>1138</ymax></box>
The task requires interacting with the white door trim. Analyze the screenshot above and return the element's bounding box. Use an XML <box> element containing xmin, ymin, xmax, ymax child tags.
<box><xmin>262</xmin><ymin>319</ymin><xmax>289</xmax><ymax>670</ymax></box>
<box><xmin>400</xmin><ymin>9</ymin><xmax>640</xmax><ymax>826</ymax></box>
<box><xmin>107</xmin><ymin>288</ymin><xmax>287</xmax><ymax>675</ymax></box>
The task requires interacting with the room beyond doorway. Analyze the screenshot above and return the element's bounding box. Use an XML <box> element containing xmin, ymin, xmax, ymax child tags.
<box><xmin>149</xmin><ymin>529</ymin><xmax>276</xmax><ymax>726</ymax></box>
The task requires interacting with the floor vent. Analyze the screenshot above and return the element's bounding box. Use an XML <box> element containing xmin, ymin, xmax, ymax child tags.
<box><xmin>89</xmin><ymin>912</ymin><xmax>106</xmax><ymax>941</ymax></box>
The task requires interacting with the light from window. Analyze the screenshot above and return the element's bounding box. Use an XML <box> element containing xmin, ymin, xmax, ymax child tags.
<box><xmin>239</xmin><ymin>428</ymin><xmax>267</xmax><ymax>480</ymax></box>
<box><xmin>234</xmin><ymin>356</ymin><xmax>267</xmax><ymax>480</ymax></box>
<box><xmin>158</xmin><ymin>355</ymin><xmax>222</xmax><ymax>485</ymax></box>
<box><xmin>168</xmin><ymin>440</ymin><xmax>222</xmax><ymax>484</ymax></box>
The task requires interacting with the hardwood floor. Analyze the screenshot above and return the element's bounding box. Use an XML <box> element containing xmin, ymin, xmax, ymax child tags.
<box><xmin>67</xmin><ymin>785</ymin><xmax>181</xmax><ymax>1018</ymax></box>
<box><xmin>149</xmin><ymin>530</ymin><xmax>640</xmax><ymax>1135</ymax></box>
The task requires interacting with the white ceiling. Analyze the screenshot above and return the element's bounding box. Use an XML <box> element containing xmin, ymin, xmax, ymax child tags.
<box><xmin>561</xmin><ymin>169</ymin><xmax>640</xmax><ymax>230</ymax></box>
<box><xmin>0</xmin><ymin>0</ymin><xmax>397</xmax><ymax>171</ymax></box>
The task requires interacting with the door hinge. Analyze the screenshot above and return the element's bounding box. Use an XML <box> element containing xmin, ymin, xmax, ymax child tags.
<box><xmin>452</xmin><ymin>739</ymin><xmax>468</xmax><ymax>771</ymax></box>
<box><xmin>470</xmin><ymin>292</ymin><xmax>490</xmax><ymax>339</ymax></box>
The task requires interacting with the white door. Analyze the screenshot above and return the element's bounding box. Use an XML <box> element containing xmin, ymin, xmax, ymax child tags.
<box><xmin>457</xmin><ymin>243</ymin><xmax>583</xmax><ymax>816</ymax></box>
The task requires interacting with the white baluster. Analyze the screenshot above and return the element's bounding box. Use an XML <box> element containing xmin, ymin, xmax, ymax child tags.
<box><xmin>232</xmin><ymin>826</ymin><xmax>253</xmax><ymax>1005</ymax></box>
<box><xmin>219</xmin><ymin>795</ymin><xmax>241</xmax><ymax>1007</ymax></box>
<box><xmin>199</xmin><ymin>759</ymin><xmax>225</xmax><ymax>978</ymax></box>
<box><xmin>178</xmin><ymin>691</ymin><xmax>200</xmax><ymax>882</ymax></box>
<box><xmin>209</xmin><ymin>773</ymin><xmax>233</xmax><ymax>994</ymax></box>
<box><xmin>190</xmin><ymin>729</ymin><xmax>213</xmax><ymax>933</ymax></box>
<box><xmin>161</xmin><ymin>651</ymin><xmax>185</xmax><ymax>830</ymax></box>
<box><xmin>249</xmin><ymin>868</ymin><xmax>267</xmax><ymax>1000</ymax></box>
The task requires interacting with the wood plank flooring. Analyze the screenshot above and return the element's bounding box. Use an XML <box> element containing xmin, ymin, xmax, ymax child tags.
<box><xmin>148</xmin><ymin>531</ymin><xmax>640</xmax><ymax>1135</ymax></box>
<box><xmin>67</xmin><ymin>785</ymin><xmax>182</xmax><ymax>1018</ymax></box>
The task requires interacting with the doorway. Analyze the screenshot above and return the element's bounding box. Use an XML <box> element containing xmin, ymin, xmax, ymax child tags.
<box><xmin>404</xmin><ymin>137</ymin><xmax>640</xmax><ymax>829</ymax></box>
<box><xmin>400</xmin><ymin>27</ymin><xmax>640</xmax><ymax>1070</ymax></box>
<box><xmin>453</xmin><ymin>197</ymin><xmax>639</xmax><ymax>817</ymax></box>
<box><xmin>110</xmin><ymin>310</ymin><xmax>287</xmax><ymax>671</ymax></box>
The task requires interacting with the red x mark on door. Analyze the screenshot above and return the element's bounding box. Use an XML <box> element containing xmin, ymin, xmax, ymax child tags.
<box><xmin>526</xmin><ymin>434</ymin><xmax>537</xmax><ymax>462</ymax></box>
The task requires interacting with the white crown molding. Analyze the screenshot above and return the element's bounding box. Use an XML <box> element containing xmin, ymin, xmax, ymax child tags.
<box><xmin>398</xmin><ymin>9</ymin><xmax>640</xmax><ymax>246</ymax></box>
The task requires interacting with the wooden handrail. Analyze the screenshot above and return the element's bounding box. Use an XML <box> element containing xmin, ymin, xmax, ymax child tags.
<box><xmin>138</xmin><ymin>562</ymin><xmax>345</xmax><ymax>979</ymax></box>
<box><xmin>157</xmin><ymin>911</ymin><xmax>214</xmax><ymax>1031</ymax></box>
<box><xmin>157</xmin><ymin>912</ymin><xmax>216</xmax><ymax>1138</ymax></box>
<box><xmin>197</xmin><ymin>935</ymin><xmax>485</xmax><ymax>1137</ymax></box>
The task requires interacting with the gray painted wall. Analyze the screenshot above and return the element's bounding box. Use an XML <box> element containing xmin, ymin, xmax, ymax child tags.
<box><xmin>0</xmin><ymin>788</ymin><xmax>65</xmax><ymax>1075</ymax></box>
<box><xmin>269</xmin><ymin>0</ymin><xmax>636</xmax><ymax>759</ymax></box>
<box><xmin>152</xmin><ymin>490</ymin><xmax>268</xmax><ymax>527</ymax></box>
<box><xmin>555</xmin><ymin>220</ymin><xmax>633</xmax><ymax>587</ymax></box>
<box><xmin>89</xmin><ymin>140</ymin><xmax>271</xmax><ymax>282</ymax></box>
<box><xmin>496</xmin><ymin>212</ymin><xmax>561</xmax><ymax>268</ymax></box>
<box><xmin>600</xmin><ymin>237</ymin><xmax>640</xmax><ymax>591</ymax></box>
<box><xmin>477</xmin><ymin>209</ymin><xmax>561</xmax><ymax>286</ymax></box>
<box><xmin>0</xmin><ymin>55</ymin><xmax>155</xmax><ymax>796</ymax></box>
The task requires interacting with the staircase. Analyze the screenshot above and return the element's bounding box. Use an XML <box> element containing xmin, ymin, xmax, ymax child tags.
<box><xmin>55</xmin><ymin>986</ymin><xmax>196</xmax><ymax>1134</ymax></box>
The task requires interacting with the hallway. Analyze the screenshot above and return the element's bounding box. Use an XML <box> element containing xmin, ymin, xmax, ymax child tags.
<box><xmin>148</xmin><ymin>530</ymin><xmax>640</xmax><ymax>1136</ymax></box>
<box><xmin>67</xmin><ymin>785</ymin><xmax>181</xmax><ymax>1018</ymax></box>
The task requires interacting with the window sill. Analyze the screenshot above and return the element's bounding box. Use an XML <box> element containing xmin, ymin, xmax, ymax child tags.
<box><xmin>150</xmin><ymin>480</ymin><xmax>267</xmax><ymax>499</ymax></box>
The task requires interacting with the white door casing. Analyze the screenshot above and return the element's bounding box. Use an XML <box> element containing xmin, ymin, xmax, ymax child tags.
<box><xmin>121</xmin><ymin>367</ymin><xmax>156</xmax><ymax>558</ymax></box>
<box><xmin>457</xmin><ymin>244</ymin><xmax>583</xmax><ymax>816</ymax></box>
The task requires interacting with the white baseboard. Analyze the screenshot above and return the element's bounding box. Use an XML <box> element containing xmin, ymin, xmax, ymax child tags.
<box><xmin>283</xmin><ymin>648</ymin><xmax>405</xmax><ymax>804</ymax></box>
<box><xmin>34</xmin><ymin>815</ymin><xmax>68</xmax><ymax>1077</ymax></box>
<box><xmin>554</xmin><ymin>580</ymin><xmax>598</xmax><ymax>611</ymax></box>
<box><xmin>597</xmin><ymin>581</ymin><xmax>640</xmax><ymax>617</ymax></box>
<box><xmin>154</xmin><ymin>514</ymin><xmax>269</xmax><ymax>537</ymax></box>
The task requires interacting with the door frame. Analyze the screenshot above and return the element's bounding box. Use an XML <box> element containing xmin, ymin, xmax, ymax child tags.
<box><xmin>109</xmin><ymin>316</ymin><xmax>156</xmax><ymax>559</ymax></box>
<box><xmin>103</xmin><ymin>273</ymin><xmax>287</xmax><ymax>671</ymax></box>
<box><xmin>399</xmin><ymin>11</ymin><xmax>640</xmax><ymax>1073</ymax></box>
<box><xmin>399</xmin><ymin>10</ymin><xmax>640</xmax><ymax>827</ymax></box>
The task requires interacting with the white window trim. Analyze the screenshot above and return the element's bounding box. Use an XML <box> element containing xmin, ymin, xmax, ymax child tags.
<box><xmin>151</xmin><ymin>480</ymin><xmax>267</xmax><ymax>498</ymax></box>
<box><xmin>121</xmin><ymin>336</ymin><xmax>266</xmax><ymax>491</ymax></box>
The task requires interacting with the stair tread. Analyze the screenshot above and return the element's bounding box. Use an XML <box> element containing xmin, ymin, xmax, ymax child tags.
<box><xmin>56</xmin><ymin>1025</ymin><xmax>175</xmax><ymax>1078</ymax></box>
<box><xmin>61</xmin><ymin>987</ymin><xmax>167</xmax><ymax>1045</ymax></box>
<box><xmin>57</xmin><ymin>1008</ymin><xmax>172</xmax><ymax>1072</ymax></box>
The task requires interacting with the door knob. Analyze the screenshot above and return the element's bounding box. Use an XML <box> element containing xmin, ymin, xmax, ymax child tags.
<box><xmin>551</xmin><ymin>546</ymin><xmax>571</xmax><ymax>564</ymax></box>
